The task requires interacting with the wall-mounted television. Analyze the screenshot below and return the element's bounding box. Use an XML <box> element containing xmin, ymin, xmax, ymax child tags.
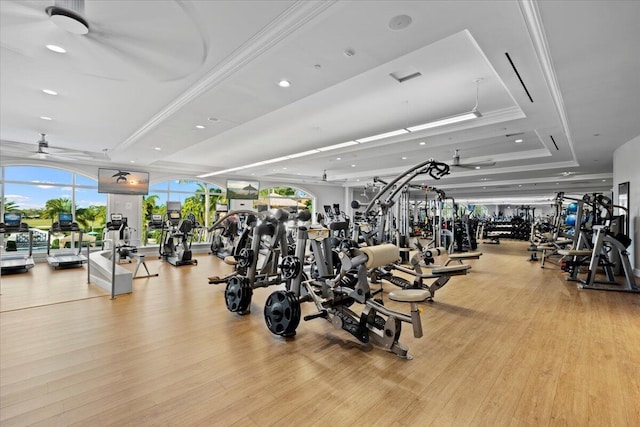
<box><xmin>98</xmin><ymin>168</ymin><xmax>149</xmax><ymax>195</ymax></box>
<box><xmin>226</xmin><ymin>180</ymin><xmax>259</xmax><ymax>200</ymax></box>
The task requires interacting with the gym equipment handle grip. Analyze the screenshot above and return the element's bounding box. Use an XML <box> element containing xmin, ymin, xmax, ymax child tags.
<box><xmin>304</xmin><ymin>311</ymin><xmax>328</xmax><ymax>321</ymax></box>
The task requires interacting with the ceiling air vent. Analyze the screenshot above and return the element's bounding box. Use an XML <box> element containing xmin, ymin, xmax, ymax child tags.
<box><xmin>505</xmin><ymin>52</ymin><xmax>533</xmax><ymax>103</ymax></box>
<box><xmin>390</xmin><ymin>67</ymin><xmax>422</xmax><ymax>83</ymax></box>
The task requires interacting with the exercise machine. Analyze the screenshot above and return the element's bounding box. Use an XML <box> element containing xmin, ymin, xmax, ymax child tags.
<box><xmin>370</xmin><ymin>244</ymin><xmax>470</xmax><ymax>301</ymax></box>
<box><xmin>105</xmin><ymin>213</ymin><xmax>157</xmax><ymax>279</ymax></box>
<box><xmin>559</xmin><ymin>195</ymin><xmax>638</xmax><ymax>292</ymax></box>
<box><xmin>352</xmin><ymin>159</ymin><xmax>450</xmax><ymax>247</ymax></box>
<box><xmin>47</xmin><ymin>212</ymin><xmax>88</xmax><ymax>269</ymax></box>
<box><xmin>0</xmin><ymin>212</ymin><xmax>35</xmax><ymax>274</ymax></box>
<box><xmin>263</xmin><ymin>226</ymin><xmax>444</xmax><ymax>359</ymax></box>
<box><xmin>218</xmin><ymin>209</ymin><xmax>308</xmax><ymax>314</ymax></box>
<box><xmin>159</xmin><ymin>202</ymin><xmax>197</xmax><ymax>267</ymax></box>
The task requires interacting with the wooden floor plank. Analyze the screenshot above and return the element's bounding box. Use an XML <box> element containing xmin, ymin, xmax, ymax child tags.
<box><xmin>1</xmin><ymin>242</ymin><xmax>639</xmax><ymax>426</ymax></box>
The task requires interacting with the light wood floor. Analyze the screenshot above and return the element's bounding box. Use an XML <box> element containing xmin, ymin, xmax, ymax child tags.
<box><xmin>1</xmin><ymin>241</ymin><xmax>639</xmax><ymax>426</ymax></box>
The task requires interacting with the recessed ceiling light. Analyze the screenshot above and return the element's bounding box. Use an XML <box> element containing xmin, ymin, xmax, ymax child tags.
<box><xmin>154</xmin><ymin>147</ymin><xmax>162</xmax><ymax>151</ymax></box>
<box><xmin>602</xmin><ymin>179</ymin><xmax>606</xmax><ymax>182</ymax></box>
<box><xmin>282</xmin><ymin>167</ymin><xmax>287</xmax><ymax>170</ymax></box>
<box><xmin>388</xmin><ymin>14</ymin><xmax>412</xmax><ymax>31</ymax></box>
<box><xmin>401</xmin><ymin>156</ymin><xmax>407</xmax><ymax>160</ymax></box>
<box><xmin>515</xmin><ymin>139</ymin><xmax>523</xmax><ymax>143</ymax></box>
<box><xmin>518</xmin><ymin>184</ymin><xmax>522</xmax><ymax>187</ymax></box>
<box><xmin>356</xmin><ymin>179</ymin><xmax>360</xmax><ymax>182</ymax></box>
<box><xmin>130</xmin><ymin>160</ymin><xmax>135</xmax><ymax>163</ymax></box>
<box><xmin>40</xmin><ymin>116</ymin><xmax>52</xmax><ymax>120</ymax></box>
<box><xmin>351</xmin><ymin>164</ymin><xmax>356</xmax><ymax>167</ymax></box>
<box><xmin>46</xmin><ymin>44</ymin><xmax>66</xmax><ymax>53</ymax></box>
<box><xmin>475</xmin><ymin>166</ymin><xmax>481</xmax><ymax>170</ymax></box>
<box><xmin>419</xmin><ymin>141</ymin><xmax>426</xmax><ymax>146</ymax></box>
<box><xmin>278</xmin><ymin>80</ymin><xmax>291</xmax><ymax>88</ymax></box>
<box><xmin>42</xmin><ymin>89</ymin><xmax>58</xmax><ymax>96</ymax></box>
<box><xmin>195</xmin><ymin>125</ymin><xmax>205</xmax><ymax>129</ymax></box>
<box><xmin>336</xmin><ymin>157</ymin><xmax>341</xmax><ymax>160</ymax></box>
<box><xmin>483</xmin><ymin>186</ymin><xmax>486</xmax><ymax>189</ymax></box>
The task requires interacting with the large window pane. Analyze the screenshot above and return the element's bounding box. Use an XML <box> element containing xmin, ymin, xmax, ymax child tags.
<box><xmin>169</xmin><ymin>180</ymin><xmax>202</xmax><ymax>192</ymax></box>
<box><xmin>75</xmin><ymin>174</ymin><xmax>97</xmax><ymax>186</ymax></box>
<box><xmin>4</xmin><ymin>183</ymin><xmax>71</xmax><ymax>218</ymax></box>
<box><xmin>5</xmin><ymin>166</ymin><xmax>72</xmax><ymax>184</ymax></box>
<box><xmin>75</xmin><ymin>188</ymin><xmax>107</xmax><ymax>240</ymax></box>
<box><xmin>150</xmin><ymin>182</ymin><xmax>169</xmax><ymax>192</ymax></box>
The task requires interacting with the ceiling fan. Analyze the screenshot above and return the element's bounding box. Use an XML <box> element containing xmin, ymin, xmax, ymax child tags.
<box><xmin>2</xmin><ymin>0</ymin><xmax>205</xmax><ymax>81</ymax></box>
<box><xmin>0</xmin><ymin>133</ymin><xmax>110</xmax><ymax>161</ymax></box>
<box><xmin>35</xmin><ymin>133</ymin><xmax>110</xmax><ymax>160</ymax></box>
<box><xmin>451</xmin><ymin>149</ymin><xmax>496</xmax><ymax>170</ymax></box>
<box><xmin>318</xmin><ymin>169</ymin><xmax>347</xmax><ymax>183</ymax></box>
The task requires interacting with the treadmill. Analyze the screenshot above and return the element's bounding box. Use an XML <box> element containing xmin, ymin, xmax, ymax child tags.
<box><xmin>47</xmin><ymin>212</ymin><xmax>88</xmax><ymax>269</ymax></box>
<box><xmin>0</xmin><ymin>212</ymin><xmax>35</xmax><ymax>274</ymax></box>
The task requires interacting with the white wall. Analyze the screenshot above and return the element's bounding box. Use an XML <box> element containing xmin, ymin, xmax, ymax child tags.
<box><xmin>613</xmin><ymin>135</ymin><xmax>640</xmax><ymax>275</ymax></box>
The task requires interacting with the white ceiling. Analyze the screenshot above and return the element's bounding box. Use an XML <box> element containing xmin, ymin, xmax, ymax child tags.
<box><xmin>1</xmin><ymin>0</ymin><xmax>639</xmax><ymax>203</ymax></box>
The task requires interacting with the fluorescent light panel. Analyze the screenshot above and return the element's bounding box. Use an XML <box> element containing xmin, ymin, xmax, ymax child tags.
<box><xmin>317</xmin><ymin>141</ymin><xmax>358</xmax><ymax>151</ymax></box>
<box><xmin>407</xmin><ymin>111</ymin><xmax>481</xmax><ymax>132</ymax></box>
<box><xmin>197</xmin><ymin>110</ymin><xmax>481</xmax><ymax>178</ymax></box>
<box><xmin>286</xmin><ymin>149</ymin><xmax>320</xmax><ymax>158</ymax></box>
<box><xmin>355</xmin><ymin>129</ymin><xmax>408</xmax><ymax>143</ymax></box>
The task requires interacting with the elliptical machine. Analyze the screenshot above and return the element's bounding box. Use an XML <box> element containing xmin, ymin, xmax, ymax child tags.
<box><xmin>159</xmin><ymin>202</ymin><xmax>198</xmax><ymax>267</ymax></box>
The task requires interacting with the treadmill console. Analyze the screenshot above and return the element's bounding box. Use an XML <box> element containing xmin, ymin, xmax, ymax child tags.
<box><xmin>168</xmin><ymin>211</ymin><xmax>181</xmax><ymax>227</ymax></box>
<box><xmin>52</xmin><ymin>213</ymin><xmax>80</xmax><ymax>232</ymax></box>
<box><xmin>0</xmin><ymin>212</ymin><xmax>29</xmax><ymax>233</ymax></box>
<box><xmin>107</xmin><ymin>213</ymin><xmax>127</xmax><ymax>231</ymax></box>
<box><xmin>148</xmin><ymin>214</ymin><xmax>164</xmax><ymax>229</ymax></box>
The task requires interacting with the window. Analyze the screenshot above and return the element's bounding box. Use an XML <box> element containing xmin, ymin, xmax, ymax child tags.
<box><xmin>1</xmin><ymin>166</ymin><xmax>107</xmax><ymax>252</ymax></box>
<box><xmin>257</xmin><ymin>186</ymin><xmax>313</xmax><ymax>212</ymax></box>
<box><xmin>142</xmin><ymin>180</ymin><xmax>224</xmax><ymax>245</ymax></box>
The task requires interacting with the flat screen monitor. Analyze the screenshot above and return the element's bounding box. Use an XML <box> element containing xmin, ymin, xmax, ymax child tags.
<box><xmin>59</xmin><ymin>213</ymin><xmax>73</xmax><ymax>226</ymax></box>
<box><xmin>4</xmin><ymin>212</ymin><xmax>21</xmax><ymax>228</ymax></box>
<box><xmin>226</xmin><ymin>180</ymin><xmax>259</xmax><ymax>200</ymax></box>
<box><xmin>98</xmin><ymin>168</ymin><xmax>150</xmax><ymax>195</ymax></box>
<box><xmin>166</xmin><ymin>201</ymin><xmax>181</xmax><ymax>213</ymax></box>
<box><xmin>110</xmin><ymin>213</ymin><xmax>124</xmax><ymax>226</ymax></box>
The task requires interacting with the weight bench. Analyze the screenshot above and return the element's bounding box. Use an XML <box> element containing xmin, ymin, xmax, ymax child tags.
<box><xmin>557</xmin><ymin>249</ymin><xmax>592</xmax><ymax>278</ymax></box>
<box><xmin>389</xmin><ymin>263</ymin><xmax>470</xmax><ymax>301</ymax></box>
<box><xmin>536</xmin><ymin>239</ymin><xmax>573</xmax><ymax>268</ymax></box>
<box><xmin>444</xmin><ymin>251</ymin><xmax>483</xmax><ymax>266</ymax></box>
